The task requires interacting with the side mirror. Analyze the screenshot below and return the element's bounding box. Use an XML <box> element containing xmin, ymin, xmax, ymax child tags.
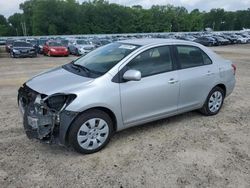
<box><xmin>123</xmin><ymin>69</ymin><xmax>141</xmax><ymax>81</ymax></box>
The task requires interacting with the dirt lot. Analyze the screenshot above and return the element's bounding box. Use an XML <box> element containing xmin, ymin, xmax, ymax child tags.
<box><xmin>0</xmin><ymin>45</ymin><xmax>249</xmax><ymax>188</ymax></box>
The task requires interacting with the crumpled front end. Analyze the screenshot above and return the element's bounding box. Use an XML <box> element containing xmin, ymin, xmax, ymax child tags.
<box><xmin>18</xmin><ymin>85</ymin><xmax>78</xmax><ymax>144</ymax></box>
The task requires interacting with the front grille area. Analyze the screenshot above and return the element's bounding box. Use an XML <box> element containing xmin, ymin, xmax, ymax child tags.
<box><xmin>18</xmin><ymin>85</ymin><xmax>57</xmax><ymax>142</ymax></box>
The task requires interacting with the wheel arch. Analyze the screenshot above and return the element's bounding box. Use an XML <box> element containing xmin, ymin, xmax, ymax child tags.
<box><xmin>215</xmin><ymin>83</ymin><xmax>226</xmax><ymax>96</ymax></box>
<box><xmin>64</xmin><ymin>106</ymin><xmax>117</xmax><ymax>145</ymax></box>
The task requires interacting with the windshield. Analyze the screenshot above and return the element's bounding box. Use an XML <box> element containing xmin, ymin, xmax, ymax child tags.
<box><xmin>13</xmin><ymin>42</ymin><xmax>33</xmax><ymax>47</ymax></box>
<box><xmin>76</xmin><ymin>40</ymin><xmax>89</xmax><ymax>45</ymax></box>
<box><xmin>28</xmin><ymin>40</ymin><xmax>37</xmax><ymax>45</ymax></box>
<box><xmin>48</xmin><ymin>42</ymin><xmax>62</xmax><ymax>46</ymax></box>
<box><xmin>74</xmin><ymin>42</ymin><xmax>140</xmax><ymax>75</ymax></box>
<box><xmin>61</xmin><ymin>40</ymin><xmax>69</xmax><ymax>45</ymax></box>
<box><xmin>39</xmin><ymin>39</ymin><xmax>47</xmax><ymax>45</ymax></box>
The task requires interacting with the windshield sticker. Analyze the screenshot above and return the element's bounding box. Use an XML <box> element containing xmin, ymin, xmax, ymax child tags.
<box><xmin>119</xmin><ymin>45</ymin><xmax>136</xmax><ymax>50</ymax></box>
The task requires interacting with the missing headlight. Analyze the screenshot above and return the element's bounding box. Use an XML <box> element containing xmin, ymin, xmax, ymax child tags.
<box><xmin>45</xmin><ymin>94</ymin><xmax>76</xmax><ymax>112</ymax></box>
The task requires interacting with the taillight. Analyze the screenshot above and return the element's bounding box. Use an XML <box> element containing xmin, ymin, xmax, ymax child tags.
<box><xmin>231</xmin><ymin>64</ymin><xmax>236</xmax><ymax>75</ymax></box>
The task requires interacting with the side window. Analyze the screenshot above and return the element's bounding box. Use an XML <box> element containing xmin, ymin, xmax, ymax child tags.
<box><xmin>203</xmin><ymin>52</ymin><xmax>212</xmax><ymax>65</ymax></box>
<box><xmin>126</xmin><ymin>46</ymin><xmax>173</xmax><ymax>77</ymax></box>
<box><xmin>176</xmin><ymin>46</ymin><xmax>212</xmax><ymax>69</ymax></box>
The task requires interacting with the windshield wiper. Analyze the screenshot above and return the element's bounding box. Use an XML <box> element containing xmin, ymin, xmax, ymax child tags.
<box><xmin>71</xmin><ymin>63</ymin><xmax>91</xmax><ymax>74</ymax></box>
<box><xmin>72</xmin><ymin>63</ymin><xmax>102</xmax><ymax>75</ymax></box>
<box><xmin>71</xmin><ymin>63</ymin><xmax>82</xmax><ymax>72</ymax></box>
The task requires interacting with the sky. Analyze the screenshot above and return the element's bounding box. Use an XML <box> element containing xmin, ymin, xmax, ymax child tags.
<box><xmin>1</xmin><ymin>0</ymin><xmax>250</xmax><ymax>18</ymax></box>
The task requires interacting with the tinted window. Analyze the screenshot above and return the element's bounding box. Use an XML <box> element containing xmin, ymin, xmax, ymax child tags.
<box><xmin>176</xmin><ymin>46</ymin><xmax>212</xmax><ymax>69</ymax></box>
<box><xmin>126</xmin><ymin>46</ymin><xmax>173</xmax><ymax>77</ymax></box>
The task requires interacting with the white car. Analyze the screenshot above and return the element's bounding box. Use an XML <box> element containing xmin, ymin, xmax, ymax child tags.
<box><xmin>68</xmin><ymin>39</ymin><xmax>95</xmax><ymax>56</ymax></box>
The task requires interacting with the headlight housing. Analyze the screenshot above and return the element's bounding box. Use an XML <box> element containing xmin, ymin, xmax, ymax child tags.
<box><xmin>50</xmin><ymin>48</ymin><xmax>56</xmax><ymax>52</ymax></box>
<box><xmin>45</xmin><ymin>94</ymin><xmax>76</xmax><ymax>111</ymax></box>
<box><xmin>13</xmin><ymin>49</ymin><xmax>19</xmax><ymax>53</ymax></box>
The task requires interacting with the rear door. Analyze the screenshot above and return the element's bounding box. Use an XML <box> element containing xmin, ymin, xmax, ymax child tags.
<box><xmin>174</xmin><ymin>45</ymin><xmax>217</xmax><ymax>112</ymax></box>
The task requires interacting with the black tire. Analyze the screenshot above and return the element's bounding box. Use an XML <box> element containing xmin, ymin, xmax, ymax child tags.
<box><xmin>76</xmin><ymin>48</ymin><xmax>80</xmax><ymax>56</ymax></box>
<box><xmin>200</xmin><ymin>86</ymin><xmax>225</xmax><ymax>116</ymax></box>
<box><xmin>10</xmin><ymin>51</ymin><xmax>16</xmax><ymax>58</ymax></box>
<box><xmin>68</xmin><ymin>109</ymin><xmax>114</xmax><ymax>154</ymax></box>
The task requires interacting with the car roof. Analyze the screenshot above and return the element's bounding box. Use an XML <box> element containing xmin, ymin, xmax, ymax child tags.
<box><xmin>119</xmin><ymin>38</ymin><xmax>195</xmax><ymax>46</ymax></box>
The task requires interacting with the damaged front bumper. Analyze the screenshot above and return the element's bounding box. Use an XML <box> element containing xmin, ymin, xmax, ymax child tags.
<box><xmin>18</xmin><ymin>85</ymin><xmax>78</xmax><ymax>145</ymax></box>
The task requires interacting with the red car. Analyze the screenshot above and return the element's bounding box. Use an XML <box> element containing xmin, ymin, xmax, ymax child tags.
<box><xmin>43</xmin><ymin>41</ymin><xmax>69</xmax><ymax>56</ymax></box>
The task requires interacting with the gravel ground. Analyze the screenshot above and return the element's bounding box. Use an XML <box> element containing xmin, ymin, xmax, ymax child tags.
<box><xmin>0</xmin><ymin>45</ymin><xmax>249</xmax><ymax>188</ymax></box>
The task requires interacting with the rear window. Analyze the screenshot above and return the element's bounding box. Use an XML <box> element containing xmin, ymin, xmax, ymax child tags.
<box><xmin>176</xmin><ymin>46</ymin><xmax>212</xmax><ymax>69</ymax></box>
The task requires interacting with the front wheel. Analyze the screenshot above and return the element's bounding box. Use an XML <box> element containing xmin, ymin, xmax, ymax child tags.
<box><xmin>200</xmin><ymin>87</ymin><xmax>225</xmax><ymax>116</ymax></box>
<box><xmin>68</xmin><ymin>109</ymin><xmax>113</xmax><ymax>154</ymax></box>
<box><xmin>10</xmin><ymin>51</ymin><xmax>15</xmax><ymax>58</ymax></box>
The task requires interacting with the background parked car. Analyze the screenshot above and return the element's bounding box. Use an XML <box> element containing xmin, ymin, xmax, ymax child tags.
<box><xmin>68</xmin><ymin>39</ymin><xmax>95</xmax><ymax>56</ymax></box>
<box><xmin>26</xmin><ymin>38</ymin><xmax>39</xmax><ymax>53</ymax></box>
<box><xmin>0</xmin><ymin>38</ymin><xmax>6</xmax><ymax>45</ymax></box>
<box><xmin>59</xmin><ymin>39</ymin><xmax>69</xmax><ymax>48</ymax></box>
<box><xmin>38</xmin><ymin>38</ymin><xmax>48</xmax><ymax>54</ymax></box>
<box><xmin>222</xmin><ymin>34</ymin><xmax>238</xmax><ymax>44</ymax></box>
<box><xmin>5</xmin><ymin>38</ymin><xmax>14</xmax><ymax>53</ymax></box>
<box><xmin>194</xmin><ymin>36</ymin><xmax>216</xmax><ymax>46</ymax></box>
<box><xmin>234</xmin><ymin>34</ymin><xmax>248</xmax><ymax>44</ymax></box>
<box><xmin>176</xmin><ymin>35</ymin><xmax>197</xmax><ymax>41</ymax></box>
<box><xmin>10</xmin><ymin>41</ymin><xmax>37</xmax><ymax>58</ymax></box>
<box><xmin>43</xmin><ymin>41</ymin><xmax>69</xmax><ymax>57</ymax></box>
<box><xmin>212</xmin><ymin>36</ymin><xmax>230</xmax><ymax>45</ymax></box>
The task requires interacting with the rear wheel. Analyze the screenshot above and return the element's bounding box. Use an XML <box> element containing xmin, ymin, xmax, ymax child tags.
<box><xmin>200</xmin><ymin>87</ymin><xmax>225</xmax><ymax>116</ymax></box>
<box><xmin>68</xmin><ymin>109</ymin><xmax>113</xmax><ymax>154</ymax></box>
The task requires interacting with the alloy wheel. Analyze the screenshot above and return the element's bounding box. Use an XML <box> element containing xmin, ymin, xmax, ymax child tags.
<box><xmin>77</xmin><ymin>118</ymin><xmax>109</xmax><ymax>150</ymax></box>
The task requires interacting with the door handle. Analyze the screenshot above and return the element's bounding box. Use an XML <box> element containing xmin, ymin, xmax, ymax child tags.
<box><xmin>168</xmin><ymin>78</ymin><xmax>178</xmax><ymax>84</ymax></box>
<box><xmin>206</xmin><ymin>71</ymin><xmax>214</xmax><ymax>76</ymax></box>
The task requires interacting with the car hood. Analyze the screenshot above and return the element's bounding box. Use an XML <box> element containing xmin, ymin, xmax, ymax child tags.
<box><xmin>26</xmin><ymin>66</ymin><xmax>94</xmax><ymax>95</ymax></box>
<box><xmin>49</xmin><ymin>46</ymin><xmax>67</xmax><ymax>50</ymax></box>
<box><xmin>13</xmin><ymin>47</ymin><xmax>34</xmax><ymax>50</ymax></box>
<box><xmin>77</xmin><ymin>44</ymin><xmax>95</xmax><ymax>48</ymax></box>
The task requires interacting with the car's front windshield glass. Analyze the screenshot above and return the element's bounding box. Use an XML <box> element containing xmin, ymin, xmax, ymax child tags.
<box><xmin>77</xmin><ymin>40</ymin><xmax>88</xmax><ymax>45</ymax></box>
<box><xmin>73</xmin><ymin>42</ymin><xmax>140</xmax><ymax>75</ymax></box>
<box><xmin>49</xmin><ymin>42</ymin><xmax>62</xmax><ymax>46</ymax></box>
<box><xmin>39</xmin><ymin>40</ymin><xmax>47</xmax><ymax>45</ymax></box>
<box><xmin>13</xmin><ymin>42</ymin><xmax>33</xmax><ymax>47</ymax></box>
<box><xmin>61</xmin><ymin>40</ymin><xmax>68</xmax><ymax>44</ymax></box>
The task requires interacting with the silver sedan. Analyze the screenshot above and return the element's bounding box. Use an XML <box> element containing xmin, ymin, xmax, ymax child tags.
<box><xmin>18</xmin><ymin>39</ymin><xmax>236</xmax><ymax>154</ymax></box>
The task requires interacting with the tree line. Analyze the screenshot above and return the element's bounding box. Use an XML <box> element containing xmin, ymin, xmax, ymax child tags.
<box><xmin>1</xmin><ymin>0</ymin><xmax>250</xmax><ymax>36</ymax></box>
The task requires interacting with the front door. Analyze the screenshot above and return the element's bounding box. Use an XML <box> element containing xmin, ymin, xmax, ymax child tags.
<box><xmin>120</xmin><ymin>45</ymin><xmax>179</xmax><ymax>126</ymax></box>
